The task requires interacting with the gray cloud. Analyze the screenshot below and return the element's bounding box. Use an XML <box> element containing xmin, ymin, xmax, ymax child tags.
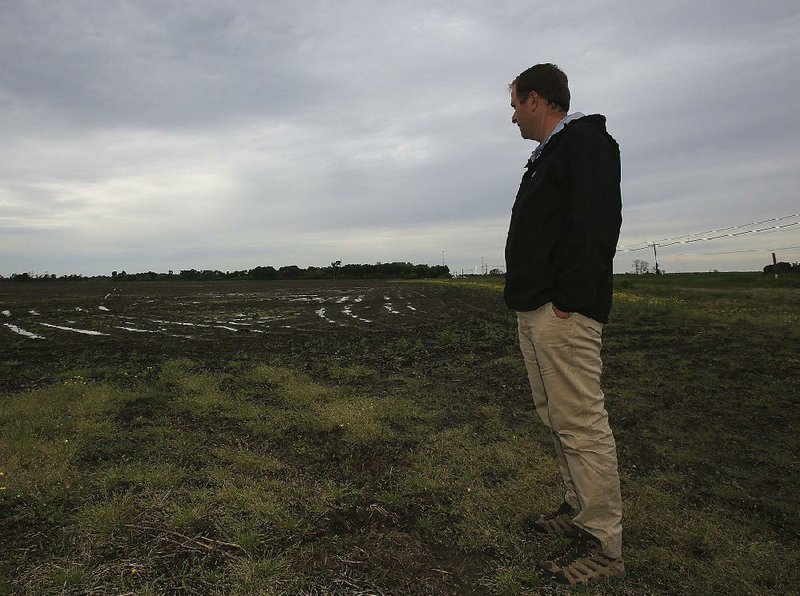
<box><xmin>1</xmin><ymin>0</ymin><xmax>799</xmax><ymax>276</ymax></box>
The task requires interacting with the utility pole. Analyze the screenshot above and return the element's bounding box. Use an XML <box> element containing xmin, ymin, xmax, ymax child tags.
<box><xmin>772</xmin><ymin>252</ymin><xmax>778</xmax><ymax>280</ymax></box>
<box><xmin>653</xmin><ymin>243</ymin><xmax>660</xmax><ymax>275</ymax></box>
<box><xmin>442</xmin><ymin>251</ymin><xmax>445</xmax><ymax>266</ymax></box>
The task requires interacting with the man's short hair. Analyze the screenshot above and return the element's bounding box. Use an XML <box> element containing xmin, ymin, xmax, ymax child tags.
<box><xmin>511</xmin><ymin>63</ymin><xmax>570</xmax><ymax>113</ymax></box>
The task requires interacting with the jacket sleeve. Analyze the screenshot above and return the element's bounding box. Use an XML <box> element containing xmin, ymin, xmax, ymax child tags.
<box><xmin>549</xmin><ymin>126</ymin><xmax>622</xmax><ymax>313</ymax></box>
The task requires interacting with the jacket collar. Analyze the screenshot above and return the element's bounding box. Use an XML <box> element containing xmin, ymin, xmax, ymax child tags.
<box><xmin>526</xmin><ymin>112</ymin><xmax>585</xmax><ymax>168</ymax></box>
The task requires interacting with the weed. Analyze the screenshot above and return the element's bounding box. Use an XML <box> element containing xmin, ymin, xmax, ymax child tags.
<box><xmin>158</xmin><ymin>357</ymin><xmax>199</xmax><ymax>384</ymax></box>
<box><xmin>328</xmin><ymin>363</ymin><xmax>379</xmax><ymax>384</ymax></box>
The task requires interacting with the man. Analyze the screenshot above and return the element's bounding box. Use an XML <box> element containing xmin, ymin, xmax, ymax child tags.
<box><xmin>504</xmin><ymin>63</ymin><xmax>624</xmax><ymax>586</ymax></box>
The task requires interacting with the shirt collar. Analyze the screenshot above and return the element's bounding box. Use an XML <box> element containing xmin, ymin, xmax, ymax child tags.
<box><xmin>527</xmin><ymin>112</ymin><xmax>585</xmax><ymax>166</ymax></box>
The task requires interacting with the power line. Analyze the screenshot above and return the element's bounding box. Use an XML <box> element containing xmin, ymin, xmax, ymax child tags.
<box><xmin>617</xmin><ymin>214</ymin><xmax>800</xmax><ymax>252</ymax></box>
<box><xmin>659</xmin><ymin>221</ymin><xmax>799</xmax><ymax>248</ymax></box>
<box><xmin>617</xmin><ymin>214</ymin><xmax>799</xmax><ymax>249</ymax></box>
<box><xmin>672</xmin><ymin>243</ymin><xmax>800</xmax><ymax>257</ymax></box>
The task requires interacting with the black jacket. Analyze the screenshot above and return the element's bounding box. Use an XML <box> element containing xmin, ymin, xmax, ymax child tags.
<box><xmin>504</xmin><ymin>114</ymin><xmax>622</xmax><ymax>324</ymax></box>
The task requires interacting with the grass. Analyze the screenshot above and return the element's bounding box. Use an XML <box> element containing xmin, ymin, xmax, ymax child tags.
<box><xmin>1</xmin><ymin>274</ymin><xmax>799</xmax><ymax>593</ymax></box>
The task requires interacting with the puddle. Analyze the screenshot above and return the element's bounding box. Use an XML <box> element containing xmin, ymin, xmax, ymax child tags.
<box><xmin>151</xmin><ymin>319</ymin><xmax>211</xmax><ymax>328</ymax></box>
<box><xmin>4</xmin><ymin>323</ymin><xmax>45</xmax><ymax>339</ymax></box>
<box><xmin>39</xmin><ymin>323</ymin><xmax>109</xmax><ymax>336</ymax></box>
<box><xmin>288</xmin><ymin>295</ymin><xmax>318</xmax><ymax>302</ymax></box>
<box><xmin>342</xmin><ymin>306</ymin><xmax>372</xmax><ymax>323</ymax></box>
<box><xmin>315</xmin><ymin>307</ymin><xmax>343</xmax><ymax>325</ymax></box>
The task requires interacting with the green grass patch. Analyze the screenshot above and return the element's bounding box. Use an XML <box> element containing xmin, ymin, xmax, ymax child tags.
<box><xmin>2</xmin><ymin>276</ymin><xmax>799</xmax><ymax>593</ymax></box>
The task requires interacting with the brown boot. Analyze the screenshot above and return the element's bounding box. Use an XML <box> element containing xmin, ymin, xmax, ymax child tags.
<box><xmin>540</xmin><ymin>528</ymin><xmax>625</xmax><ymax>586</ymax></box>
<box><xmin>532</xmin><ymin>501</ymin><xmax>577</xmax><ymax>536</ymax></box>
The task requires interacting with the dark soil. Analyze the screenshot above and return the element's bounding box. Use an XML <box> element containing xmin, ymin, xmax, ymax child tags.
<box><xmin>1</xmin><ymin>280</ymin><xmax>508</xmax><ymax>391</ymax></box>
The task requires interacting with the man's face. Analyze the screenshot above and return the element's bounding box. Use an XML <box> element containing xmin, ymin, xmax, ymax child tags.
<box><xmin>511</xmin><ymin>86</ymin><xmax>536</xmax><ymax>140</ymax></box>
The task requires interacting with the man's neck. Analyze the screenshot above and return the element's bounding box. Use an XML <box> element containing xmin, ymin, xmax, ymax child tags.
<box><xmin>538</xmin><ymin>111</ymin><xmax>567</xmax><ymax>142</ymax></box>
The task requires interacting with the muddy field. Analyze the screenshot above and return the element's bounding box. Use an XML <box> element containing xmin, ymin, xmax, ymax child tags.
<box><xmin>1</xmin><ymin>280</ymin><xmax>498</xmax><ymax>393</ymax></box>
<box><xmin>1</xmin><ymin>280</ymin><xmax>439</xmax><ymax>343</ymax></box>
<box><xmin>1</xmin><ymin>278</ymin><xmax>798</xmax><ymax>594</ymax></box>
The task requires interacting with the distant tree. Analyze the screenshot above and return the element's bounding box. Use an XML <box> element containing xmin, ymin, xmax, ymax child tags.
<box><xmin>201</xmin><ymin>270</ymin><xmax>225</xmax><ymax>281</ymax></box>
<box><xmin>763</xmin><ymin>262</ymin><xmax>794</xmax><ymax>275</ymax></box>
<box><xmin>429</xmin><ymin>265</ymin><xmax>451</xmax><ymax>278</ymax></box>
<box><xmin>331</xmin><ymin>260</ymin><xmax>341</xmax><ymax>279</ymax></box>
<box><xmin>632</xmin><ymin>259</ymin><xmax>650</xmax><ymax>275</ymax></box>
<box><xmin>251</xmin><ymin>266</ymin><xmax>278</xmax><ymax>280</ymax></box>
<box><xmin>278</xmin><ymin>265</ymin><xmax>302</xmax><ymax>279</ymax></box>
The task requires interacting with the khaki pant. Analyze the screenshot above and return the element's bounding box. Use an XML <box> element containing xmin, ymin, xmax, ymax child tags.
<box><xmin>517</xmin><ymin>303</ymin><xmax>623</xmax><ymax>558</ymax></box>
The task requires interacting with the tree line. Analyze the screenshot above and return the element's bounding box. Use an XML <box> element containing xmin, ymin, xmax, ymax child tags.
<box><xmin>629</xmin><ymin>258</ymin><xmax>800</xmax><ymax>276</ymax></box>
<box><xmin>2</xmin><ymin>262</ymin><xmax>451</xmax><ymax>282</ymax></box>
<box><xmin>763</xmin><ymin>261</ymin><xmax>800</xmax><ymax>275</ymax></box>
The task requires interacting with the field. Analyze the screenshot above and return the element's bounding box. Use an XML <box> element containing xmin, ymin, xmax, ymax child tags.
<box><xmin>1</xmin><ymin>275</ymin><xmax>799</xmax><ymax>594</ymax></box>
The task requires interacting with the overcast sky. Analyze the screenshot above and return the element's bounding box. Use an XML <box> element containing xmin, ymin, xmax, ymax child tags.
<box><xmin>2</xmin><ymin>0</ymin><xmax>799</xmax><ymax>277</ymax></box>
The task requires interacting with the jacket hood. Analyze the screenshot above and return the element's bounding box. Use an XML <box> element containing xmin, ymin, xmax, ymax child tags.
<box><xmin>567</xmin><ymin>113</ymin><xmax>608</xmax><ymax>132</ymax></box>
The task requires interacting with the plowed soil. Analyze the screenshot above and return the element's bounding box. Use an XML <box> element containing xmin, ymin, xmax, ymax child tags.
<box><xmin>1</xmin><ymin>280</ymin><xmax>508</xmax><ymax>392</ymax></box>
